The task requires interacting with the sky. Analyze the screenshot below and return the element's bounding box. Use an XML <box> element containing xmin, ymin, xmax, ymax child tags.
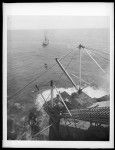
<box><xmin>7</xmin><ymin>16</ymin><xmax>109</xmax><ymax>30</ymax></box>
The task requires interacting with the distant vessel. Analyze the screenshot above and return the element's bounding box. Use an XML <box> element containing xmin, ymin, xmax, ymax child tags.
<box><xmin>42</xmin><ymin>35</ymin><xmax>49</xmax><ymax>47</ymax></box>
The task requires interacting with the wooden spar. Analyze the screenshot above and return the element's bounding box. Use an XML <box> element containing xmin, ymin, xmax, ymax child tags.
<box><xmin>35</xmin><ymin>85</ymin><xmax>47</xmax><ymax>103</ymax></box>
<box><xmin>54</xmin><ymin>85</ymin><xmax>72</xmax><ymax>116</ymax></box>
<box><xmin>55</xmin><ymin>58</ymin><xmax>78</xmax><ymax>91</ymax></box>
<box><xmin>50</xmin><ymin>80</ymin><xmax>54</xmax><ymax>107</ymax></box>
<box><xmin>33</xmin><ymin>124</ymin><xmax>52</xmax><ymax>137</ymax></box>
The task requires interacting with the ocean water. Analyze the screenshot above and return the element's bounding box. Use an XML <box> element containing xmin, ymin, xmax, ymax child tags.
<box><xmin>7</xmin><ymin>28</ymin><xmax>110</xmax><ymax>105</ymax></box>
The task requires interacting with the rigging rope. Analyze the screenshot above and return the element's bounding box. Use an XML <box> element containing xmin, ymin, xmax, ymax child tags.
<box><xmin>71</xmin><ymin>73</ymin><xmax>91</xmax><ymax>86</ymax></box>
<box><xmin>33</xmin><ymin>124</ymin><xmax>52</xmax><ymax>137</ymax></box>
<box><xmin>84</xmin><ymin>46</ymin><xmax>110</xmax><ymax>55</ymax></box>
<box><xmin>8</xmin><ymin>49</ymin><xmax>74</xmax><ymax>100</ymax></box>
<box><xmin>37</xmin><ymin>52</ymin><xmax>75</xmax><ymax>88</ymax></box>
<box><xmin>32</xmin><ymin>91</ymin><xmax>60</xmax><ymax>138</ymax></box>
<box><xmin>34</xmin><ymin>87</ymin><xmax>51</xmax><ymax>112</ymax></box>
<box><xmin>84</xmin><ymin>48</ymin><xmax>106</xmax><ymax>73</ymax></box>
<box><xmin>86</xmin><ymin>48</ymin><xmax>110</xmax><ymax>62</ymax></box>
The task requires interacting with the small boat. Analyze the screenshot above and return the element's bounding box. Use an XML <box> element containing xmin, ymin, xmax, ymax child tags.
<box><xmin>42</xmin><ymin>35</ymin><xmax>49</xmax><ymax>47</ymax></box>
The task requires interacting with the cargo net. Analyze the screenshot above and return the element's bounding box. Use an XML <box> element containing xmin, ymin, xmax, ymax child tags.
<box><xmin>61</xmin><ymin>107</ymin><xmax>110</xmax><ymax>128</ymax></box>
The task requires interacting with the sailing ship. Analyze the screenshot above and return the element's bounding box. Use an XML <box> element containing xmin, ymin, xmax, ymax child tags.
<box><xmin>42</xmin><ymin>34</ymin><xmax>49</xmax><ymax>47</ymax></box>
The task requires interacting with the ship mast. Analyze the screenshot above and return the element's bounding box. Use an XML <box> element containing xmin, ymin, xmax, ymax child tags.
<box><xmin>55</xmin><ymin>44</ymin><xmax>85</xmax><ymax>94</ymax></box>
<box><xmin>79</xmin><ymin>44</ymin><xmax>81</xmax><ymax>90</ymax></box>
<box><xmin>78</xmin><ymin>44</ymin><xmax>85</xmax><ymax>94</ymax></box>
